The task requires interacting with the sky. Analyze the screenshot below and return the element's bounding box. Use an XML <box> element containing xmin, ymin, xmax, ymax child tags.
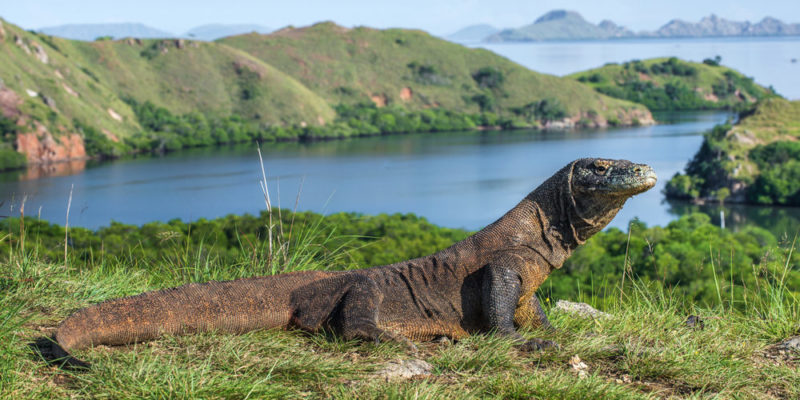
<box><xmin>1</xmin><ymin>0</ymin><xmax>799</xmax><ymax>36</ymax></box>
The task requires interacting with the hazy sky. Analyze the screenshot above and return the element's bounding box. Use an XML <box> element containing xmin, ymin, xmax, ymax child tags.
<box><xmin>2</xmin><ymin>0</ymin><xmax>799</xmax><ymax>36</ymax></box>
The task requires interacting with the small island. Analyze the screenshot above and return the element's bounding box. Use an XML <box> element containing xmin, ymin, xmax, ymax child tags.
<box><xmin>665</xmin><ymin>97</ymin><xmax>800</xmax><ymax>206</ymax></box>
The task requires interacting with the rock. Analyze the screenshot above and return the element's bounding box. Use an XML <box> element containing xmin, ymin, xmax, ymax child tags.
<box><xmin>374</xmin><ymin>358</ymin><xmax>432</xmax><ymax>380</ymax></box>
<box><xmin>568</xmin><ymin>355</ymin><xmax>589</xmax><ymax>378</ymax></box>
<box><xmin>0</xmin><ymin>19</ymin><xmax>6</xmax><ymax>40</ymax></box>
<box><xmin>555</xmin><ymin>300</ymin><xmax>611</xmax><ymax>319</ymax></box>
<box><xmin>25</xmin><ymin>89</ymin><xmax>38</xmax><ymax>97</ymax></box>
<box><xmin>41</xmin><ymin>94</ymin><xmax>57</xmax><ymax>110</ymax></box>
<box><xmin>685</xmin><ymin>315</ymin><xmax>705</xmax><ymax>330</ymax></box>
<box><xmin>15</xmin><ymin>35</ymin><xmax>31</xmax><ymax>54</ymax></box>
<box><xmin>543</xmin><ymin>118</ymin><xmax>576</xmax><ymax>130</ymax></box>
<box><xmin>107</xmin><ymin>108</ymin><xmax>123</xmax><ymax>121</ymax></box>
<box><xmin>778</xmin><ymin>336</ymin><xmax>800</xmax><ymax>352</ymax></box>
<box><xmin>32</xmin><ymin>42</ymin><xmax>49</xmax><ymax>64</ymax></box>
<box><xmin>15</xmin><ymin>128</ymin><xmax>87</xmax><ymax>164</ymax></box>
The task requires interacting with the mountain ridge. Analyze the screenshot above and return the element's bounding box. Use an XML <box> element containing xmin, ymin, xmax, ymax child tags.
<box><xmin>451</xmin><ymin>10</ymin><xmax>800</xmax><ymax>43</ymax></box>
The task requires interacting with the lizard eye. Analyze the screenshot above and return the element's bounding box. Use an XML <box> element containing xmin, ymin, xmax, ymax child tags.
<box><xmin>596</xmin><ymin>165</ymin><xmax>606</xmax><ymax>172</ymax></box>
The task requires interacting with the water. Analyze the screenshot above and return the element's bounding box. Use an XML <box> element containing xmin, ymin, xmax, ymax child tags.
<box><xmin>474</xmin><ymin>37</ymin><xmax>800</xmax><ymax>100</ymax></box>
<box><xmin>1</xmin><ymin>111</ymin><xmax>759</xmax><ymax>232</ymax></box>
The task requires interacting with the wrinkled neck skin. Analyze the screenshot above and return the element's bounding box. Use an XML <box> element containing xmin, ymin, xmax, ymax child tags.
<box><xmin>469</xmin><ymin>162</ymin><xmax>627</xmax><ymax>270</ymax></box>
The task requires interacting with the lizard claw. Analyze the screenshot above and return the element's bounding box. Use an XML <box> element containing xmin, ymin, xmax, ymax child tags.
<box><xmin>518</xmin><ymin>338</ymin><xmax>560</xmax><ymax>352</ymax></box>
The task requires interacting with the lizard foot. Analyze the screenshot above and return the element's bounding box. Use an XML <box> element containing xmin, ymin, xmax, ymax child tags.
<box><xmin>518</xmin><ymin>338</ymin><xmax>559</xmax><ymax>352</ymax></box>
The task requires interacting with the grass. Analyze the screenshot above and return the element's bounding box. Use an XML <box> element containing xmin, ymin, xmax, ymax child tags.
<box><xmin>1</xmin><ymin>213</ymin><xmax>799</xmax><ymax>399</ymax></box>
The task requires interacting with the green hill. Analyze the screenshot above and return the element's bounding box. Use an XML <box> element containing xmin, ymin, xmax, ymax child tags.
<box><xmin>569</xmin><ymin>57</ymin><xmax>771</xmax><ymax>111</ymax></box>
<box><xmin>0</xmin><ymin>17</ymin><xmax>652</xmax><ymax>171</ymax></box>
<box><xmin>665</xmin><ymin>97</ymin><xmax>800</xmax><ymax>205</ymax></box>
<box><xmin>219</xmin><ymin>22</ymin><xmax>651</xmax><ymax>125</ymax></box>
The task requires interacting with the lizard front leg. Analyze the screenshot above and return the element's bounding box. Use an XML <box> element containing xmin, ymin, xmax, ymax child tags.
<box><xmin>481</xmin><ymin>261</ymin><xmax>558</xmax><ymax>351</ymax></box>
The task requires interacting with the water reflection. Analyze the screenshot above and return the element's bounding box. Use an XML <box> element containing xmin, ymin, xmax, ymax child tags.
<box><xmin>666</xmin><ymin>200</ymin><xmax>800</xmax><ymax>239</ymax></box>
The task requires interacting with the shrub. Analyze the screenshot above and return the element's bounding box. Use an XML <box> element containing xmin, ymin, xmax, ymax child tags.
<box><xmin>472</xmin><ymin>67</ymin><xmax>505</xmax><ymax>89</ymax></box>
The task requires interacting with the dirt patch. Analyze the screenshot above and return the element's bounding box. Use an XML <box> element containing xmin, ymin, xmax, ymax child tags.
<box><xmin>232</xmin><ymin>59</ymin><xmax>266</xmax><ymax>79</ymax></box>
<box><xmin>399</xmin><ymin>87</ymin><xmax>413</xmax><ymax>101</ymax></box>
<box><xmin>0</xmin><ymin>87</ymin><xmax>22</xmax><ymax>118</ymax></box>
<box><xmin>62</xmin><ymin>84</ymin><xmax>79</xmax><ymax>98</ymax></box>
<box><xmin>107</xmin><ymin>108</ymin><xmax>123</xmax><ymax>122</ymax></box>
<box><xmin>102</xmin><ymin>128</ymin><xmax>120</xmax><ymax>142</ymax></box>
<box><xmin>370</xmin><ymin>94</ymin><xmax>387</xmax><ymax>108</ymax></box>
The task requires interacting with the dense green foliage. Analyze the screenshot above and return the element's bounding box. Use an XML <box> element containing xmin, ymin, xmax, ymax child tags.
<box><xmin>0</xmin><ymin>115</ymin><xmax>26</xmax><ymax>170</ymax></box>
<box><xmin>666</xmin><ymin>98</ymin><xmax>800</xmax><ymax>205</ymax></box>
<box><xmin>570</xmin><ymin>57</ymin><xmax>769</xmax><ymax>112</ymax></box>
<box><xmin>664</xmin><ymin>123</ymin><xmax>731</xmax><ymax>200</ymax></box>
<box><xmin>553</xmin><ymin>214</ymin><xmax>796</xmax><ymax>308</ymax></box>
<box><xmin>2</xmin><ymin>210</ymin><xmax>795</xmax><ymax>308</ymax></box>
<box><xmin>748</xmin><ymin>141</ymin><xmax>800</xmax><ymax>205</ymax></box>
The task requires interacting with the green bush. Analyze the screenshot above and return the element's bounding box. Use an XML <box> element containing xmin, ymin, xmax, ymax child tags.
<box><xmin>472</xmin><ymin>67</ymin><xmax>505</xmax><ymax>89</ymax></box>
<box><xmin>0</xmin><ymin>148</ymin><xmax>26</xmax><ymax>171</ymax></box>
<box><xmin>747</xmin><ymin>141</ymin><xmax>800</xmax><ymax>205</ymax></box>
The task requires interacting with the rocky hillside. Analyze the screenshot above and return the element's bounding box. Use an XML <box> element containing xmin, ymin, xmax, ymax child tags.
<box><xmin>463</xmin><ymin>11</ymin><xmax>800</xmax><ymax>43</ymax></box>
<box><xmin>0</xmin><ymin>17</ymin><xmax>651</xmax><ymax>170</ymax></box>
<box><xmin>651</xmin><ymin>14</ymin><xmax>800</xmax><ymax>38</ymax></box>
<box><xmin>665</xmin><ymin>97</ymin><xmax>800</xmax><ymax>205</ymax></box>
<box><xmin>569</xmin><ymin>57</ymin><xmax>771</xmax><ymax>111</ymax></box>
<box><xmin>486</xmin><ymin>10</ymin><xmax>633</xmax><ymax>42</ymax></box>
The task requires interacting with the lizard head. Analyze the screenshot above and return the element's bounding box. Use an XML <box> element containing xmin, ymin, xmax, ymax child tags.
<box><xmin>561</xmin><ymin>158</ymin><xmax>656</xmax><ymax>243</ymax></box>
<box><xmin>570</xmin><ymin>158</ymin><xmax>657</xmax><ymax>199</ymax></box>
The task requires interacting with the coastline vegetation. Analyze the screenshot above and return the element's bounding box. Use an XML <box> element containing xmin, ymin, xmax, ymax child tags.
<box><xmin>77</xmin><ymin>97</ymin><xmax>573</xmax><ymax>161</ymax></box>
<box><xmin>2</xmin><ymin>209</ymin><xmax>796</xmax><ymax>307</ymax></box>
<box><xmin>665</xmin><ymin>98</ymin><xmax>800</xmax><ymax>205</ymax></box>
<box><xmin>570</xmin><ymin>57</ymin><xmax>770</xmax><ymax>112</ymax></box>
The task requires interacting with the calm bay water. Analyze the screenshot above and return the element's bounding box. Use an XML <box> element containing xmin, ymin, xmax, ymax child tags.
<box><xmin>475</xmin><ymin>37</ymin><xmax>800</xmax><ymax>100</ymax></box>
<box><xmin>2</xmin><ymin>37</ymin><xmax>799</xmax><ymax>234</ymax></box>
<box><xmin>6</xmin><ymin>111</ymin><xmax>791</xmax><ymax>233</ymax></box>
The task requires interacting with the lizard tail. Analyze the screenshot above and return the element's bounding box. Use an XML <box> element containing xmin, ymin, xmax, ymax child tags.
<box><xmin>54</xmin><ymin>274</ymin><xmax>308</xmax><ymax>367</ymax></box>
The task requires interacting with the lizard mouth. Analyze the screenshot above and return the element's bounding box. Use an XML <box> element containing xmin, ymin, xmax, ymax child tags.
<box><xmin>630</xmin><ymin>168</ymin><xmax>657</xmax><ymax>194</ymax></box>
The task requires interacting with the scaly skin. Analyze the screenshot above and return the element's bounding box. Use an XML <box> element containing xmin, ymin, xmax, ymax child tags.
<box><xmin>51</xmin><ymin>158</ymin><xmax>656</xmax><ymax>368</ymax></box>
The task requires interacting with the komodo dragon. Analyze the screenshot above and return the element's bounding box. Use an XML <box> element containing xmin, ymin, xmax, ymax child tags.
<box><xmin>48</xmin><ymin>158</ymin><xmax>656</xmax><ymax>368</ymax></box>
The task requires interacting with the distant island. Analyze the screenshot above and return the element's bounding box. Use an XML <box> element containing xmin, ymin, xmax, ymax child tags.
<box><xmin>37</xmin><ymin>23</ymin><xmax>273</xmax><ymax>42</ymax></box>
<box><xmin>448</xmin><ymin>10</ymin><xmax>800</xmax><ymax>43</ymax></box>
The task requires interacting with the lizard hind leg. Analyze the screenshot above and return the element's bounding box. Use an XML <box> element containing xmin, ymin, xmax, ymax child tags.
<box><xmin>335</xmin><ymin>275</ymin><xmax>418</xmax><ymax>353</ymax></box>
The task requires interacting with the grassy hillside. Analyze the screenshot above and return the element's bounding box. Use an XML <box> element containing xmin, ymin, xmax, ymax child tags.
<box><xmin>1</xmin><ymin>17</ymin><xmax>652</xmax><ymax>170</ymax></box>
<box><xmin>569</xmin><ymin>57</ymin><xmax>770</xmax><ymax>111</ymax></box>
<box><xmin>220</xmin><ymin>22</ymin><xmax>651</xmax><ymax>125</ymax></box>
<box><xmin>665</xmin><ymin>97</ymin><xmax>800</xmax><ymax>205</ymax></box>
<box><xmin>62</xmin><ymin>38</ymin><xmax>336</xmax><ymax>125</ymax></box>
<box><xmin>0</xmin><ymin>19</ymin><xmax>141</xmax><ymax>167</ymax></box>
<box><xmin>1</xmin><ymin>210</ymin><xmax>798</xmax><ymax>398</ymax></box>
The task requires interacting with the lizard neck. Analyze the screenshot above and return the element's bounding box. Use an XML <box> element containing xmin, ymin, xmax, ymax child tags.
<box><xmin>469</xmin><ymin>162</ymin><xmax>623</xmax><ymax>270</ymax></box>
